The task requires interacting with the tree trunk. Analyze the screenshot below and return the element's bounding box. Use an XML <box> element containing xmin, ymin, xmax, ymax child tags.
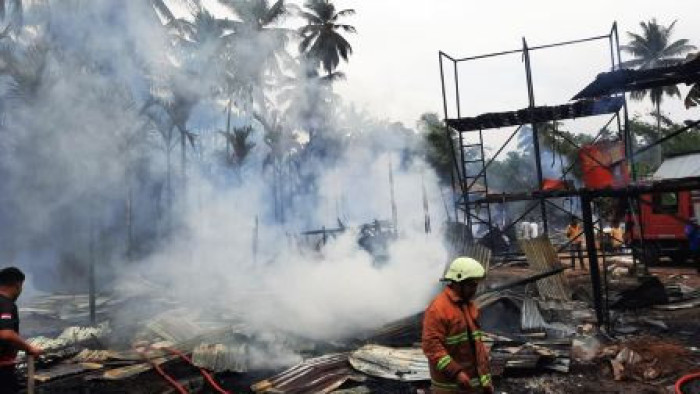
<box><xmin>166</xmin><ymin>130</ymin><xmax>172</xmax><ymax>233</ymax></box>
<box><xmin>125</xmin><ymin>171</ymin><xmax>133</xmax><ymax>261</ymax></box>
<box><xmin>180</xmin><ymin>126</ymin><xmax>186</xmax><ymax>192</ymax></box>
<box><xmin>225</xmin><ymin>99</ymin><xmax>232</xmax><ymax>161</ymax></box>
<box><xmin>655</xmin><ymin>101</ymin><xmax>662</xmax><ymax>168</ymax></box>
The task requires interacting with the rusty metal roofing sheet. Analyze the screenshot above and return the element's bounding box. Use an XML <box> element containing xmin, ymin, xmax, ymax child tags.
<box><xmin>192</xmin><ymin>343</ymin><xmax>248</xmax><ymax>373</ymax></box>
<box><xmin>518</xmin><ymin>237</ymin><xmax>571</xmax><ymax>301</ymax></box>
<box><xmin>251</xmin><ymin>354</ymin><xmax>364</xmax><ymax>394</ymax></box>
<box><xmin>349</xmin><ymin>345</ymin><xmax>429</xmax><ymax>382</ymax></box>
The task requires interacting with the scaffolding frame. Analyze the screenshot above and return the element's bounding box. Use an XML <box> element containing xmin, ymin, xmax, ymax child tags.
<box><xmin>438</xmin><ymin>22</ymin><xmax>700</xmax><ymax>329</ymax></box>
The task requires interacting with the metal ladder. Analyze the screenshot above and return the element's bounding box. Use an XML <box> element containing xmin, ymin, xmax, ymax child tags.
<box><xmin>458</xmin><ymin>128</ymin><xmax>493</xmax><ymax>246</ymax></box>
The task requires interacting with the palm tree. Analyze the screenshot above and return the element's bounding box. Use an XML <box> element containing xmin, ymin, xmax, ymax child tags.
<box><xmin>0</xmin><ymin>42</ymin><xmax>49</xmax><ymax>105</ymax></box>
<box><xmin>621</xmin><ymin>19</ymin><xmax>696</xmax><ymax>134</ymax></box>
<box><xmin>220</xmin><ymin>100</ymin><xmax>255</xmax><ymax>168</ymax></box>
<box><xmin>255</xmin><ymin>108</ymin><xmax>300</xmax><ymax>222</ymax></box>
<box><xmin>217</xmin><ymin>0</ymin><xmax>292</xmax><ymax>108</ymax></box>
<box><xmin>277</xmin><ymin>58</ymin><xmax>340</xmax><ymax>139</ymax></box>
<box><xmin>150</xmin><ymin>2</ymin><xmax>238</xmax><ymax>193</ymax></box>
<box><xmin>0</xmin><ymin>0</ymin><xmax>23</xmax><ymax>37</ymax></box>
<box><xmin>298</xmin><ymin>0</ymin><xmax>355</xmax><ymax>77</ymax></box>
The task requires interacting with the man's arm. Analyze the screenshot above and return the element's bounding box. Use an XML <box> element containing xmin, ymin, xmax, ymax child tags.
<box><xmin>0</xmin><ymin>330</ymin><xmax>41</xmax><ymax>356</ymax></box>
<box><xmin>422</xmin><ymin>307</ymin><xmax>464</xmax><ymax>380</ymax></box>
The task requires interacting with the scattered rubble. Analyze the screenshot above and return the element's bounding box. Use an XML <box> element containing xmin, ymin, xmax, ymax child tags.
<box><xmin>13</xmin><ymin>243</ymin><xmax>700</xmax><ymax>393</ymax></box>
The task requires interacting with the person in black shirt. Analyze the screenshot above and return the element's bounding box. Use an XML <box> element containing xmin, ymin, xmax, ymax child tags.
<box><xmin>0</xmin><ymin>267</ymin><xmax>42</xmax><ymax>394</ymax></box>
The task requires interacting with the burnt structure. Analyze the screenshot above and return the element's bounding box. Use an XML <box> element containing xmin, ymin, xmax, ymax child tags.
<box><xmin>438</xmin><ymin>22</ymin><xmax>700</xmax><ymax>329</ymax></box>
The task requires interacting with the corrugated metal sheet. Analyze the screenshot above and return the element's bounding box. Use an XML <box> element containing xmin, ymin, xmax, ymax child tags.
<box><xmin>361</xmin><ymin>313</ymin><xmax>423</xmax><ymax>347</ymax></box>
<box><xmin>490</xmin><ymin>339</ymin><xmax>572</xmax><ymax>374</ymax></box>
<box><xmin>145</xmin><ymin>310</ymin><xmax>206</xmax><ymax>344</ymax></box>
<box><xmin>520</xmin><ymin>298</ymin><xmax>548</xmax><ymax>332</ymax></box>
<box><xmin>28</xmin><ymin>323</ymin><xmax>111</xmax><ymax>352</ymax></box>
<box><xmin>251</xmin><ymin>354</ymin><xmax>365</xmax><ymax>394</ymax></box>
<box><xmin>72</xmin><ymin>349</ymin><xmax>118</xmax><ymax>363</ymax></box>
<box><xmin>192</xmin><ymin>343</ymin><xmax>247</xmax><ymax>373</ymax></box>
<box><xmin>33</xmin><ymin>363</ymin><xmax>101</xmax><ymax>383</ymax></box>
<box><xmin>653</xmin><ymin>153</ymin><xmax>700</xmax><ymax>179</ymax></box>
<box><xmin>349</xmin><ymin>345</ymin><xmax>429</xmax><ymax>382</ymax></box>
<box><xmin>519</xmin><ymin>237</ymin><xmax>571</xmax><ymax>301</ymax></box>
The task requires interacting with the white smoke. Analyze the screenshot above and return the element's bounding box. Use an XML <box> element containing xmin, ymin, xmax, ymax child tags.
<box><xmin>0</xmin><ymin>1</ymin><xmax>451</xmax><ymax>343</ymax></box>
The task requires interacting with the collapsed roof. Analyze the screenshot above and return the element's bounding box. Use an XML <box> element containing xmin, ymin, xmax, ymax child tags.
<box><xmin>446</xmin><ymin>96</ymin><xmax>623</xmax><ymax>132</ymax></box>
<box><xmin>572</xmin><ymin>54</ymin><xmax>700</xmax><ymax>100</ymax></box>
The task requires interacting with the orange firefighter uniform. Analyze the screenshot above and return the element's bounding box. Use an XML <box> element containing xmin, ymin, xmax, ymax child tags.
<box><xmin>422</xmin><ymin>286</ymin><xmax>492</xmax><ymax>393</ymax></box>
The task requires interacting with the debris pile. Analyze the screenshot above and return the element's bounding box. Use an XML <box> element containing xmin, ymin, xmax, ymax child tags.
<box><xmin>12</xmin><ymin>237</ymin><xmax>700</xmax><ymax>393</ymax></box>
<box><xmin>603</xmin><ymin>337</ymin><xmax>694</xmax><ymax>382</ymax></box>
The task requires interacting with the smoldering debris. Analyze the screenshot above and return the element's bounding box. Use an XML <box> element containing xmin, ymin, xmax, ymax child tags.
<box><xmin>14</xmin><ymin>244</ymin><xmax>700</xmax><ymax>393</ymax></box>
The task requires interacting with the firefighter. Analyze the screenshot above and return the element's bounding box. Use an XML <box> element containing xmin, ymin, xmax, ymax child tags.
<box><xmin>0</xmin><ymin>267</ymin><xmax>43</xmax><ymax>393</ymax></box>
<box><xmin>422</xmin><ymin>257</ymin><xmax>493</xmax><ymax>394</ymax></box>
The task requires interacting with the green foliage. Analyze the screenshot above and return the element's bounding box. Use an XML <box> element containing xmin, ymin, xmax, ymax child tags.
<box><xmin>486</xmin><ymin>151</ymin><xmax>536</xmax><ymax>193</ymax></box>
<box><xmin>631</xmin><ymin>117</ymin><xmax>700</xmax><ymax>158</ymax></box>
<box><xmin>417</xmin><ymin>113</ymin><xmax>453</xmax><ymax>184</ymax></box>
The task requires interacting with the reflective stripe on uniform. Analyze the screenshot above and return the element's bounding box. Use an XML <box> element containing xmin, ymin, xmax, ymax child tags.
<box><xmin>431</xmin><ymin>380</ymin><xmax>459</xmax><ymax>390</ymax></box>
<box><xmin>480</xmin><ymin>374</ymin><xmax>492</xmax><ymax>386</ymax></box>
<box><xmin>436</xmin><ymin>355</ymin><xmax>453</xmax><ymax>371</ymax></box>
<box><xmin>446</xmin><ymin>329</ymin><xmax>486</xmax><ymax>345</ymax></box>
<box><xmin>469</xmin><ymin>377</ymin><xmax>480</xmax><ymax>387</ymax></box>
<box><xmin>445</xmin><ymin>331</ymin><xmax>469</xmax><ymax>345</ymax></box>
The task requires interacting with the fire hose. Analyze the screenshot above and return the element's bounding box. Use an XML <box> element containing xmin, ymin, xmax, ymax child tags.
<box><xmin>139</xmin><ymin>346</ymin><xmax>231</xmax><ymax>394</ymax></box>
<box><xmin>675</xmin><ymin>371</ymin><xmax>700</xmax><ymax>394</ymax></box>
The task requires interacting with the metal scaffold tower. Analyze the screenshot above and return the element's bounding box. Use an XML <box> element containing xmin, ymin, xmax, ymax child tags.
<box><xmin>438</xmin><ymin>22</ymin><xmax>700</xmax><ymax>327</ymax></box>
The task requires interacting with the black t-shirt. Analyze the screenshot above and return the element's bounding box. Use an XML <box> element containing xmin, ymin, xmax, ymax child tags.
<box><xmin>0</xmin><ymin>294</ymin><xmax>19</xmax><ymax>361</ymax></box>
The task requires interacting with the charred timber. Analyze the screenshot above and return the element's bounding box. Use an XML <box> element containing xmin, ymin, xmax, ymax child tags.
<box><xmin>464</xmin><ymin>176</ymin><xmax>700</xmax><ymax>204</ymax></box>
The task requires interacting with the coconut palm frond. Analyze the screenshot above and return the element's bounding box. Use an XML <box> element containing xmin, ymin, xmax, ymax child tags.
<box><xmin>685</xmin><ymin>82</ymin><xmax>700</xmax><ymax>109</ymax></box>
<box><xmin>298</xmin><ymin>0</ymin><xmax>354</xmax><ymax>77</ymax></box>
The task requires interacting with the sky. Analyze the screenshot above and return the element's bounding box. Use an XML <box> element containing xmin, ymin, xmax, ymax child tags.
<box><xmin>325</xmin><ymin>0</ymin><xmax>700</xmax><ymax>152</ymax></box>
<box><xmin>202</xmin><ymin>0</ymin><xmax>700</xmax><ymax>151</ymax></box>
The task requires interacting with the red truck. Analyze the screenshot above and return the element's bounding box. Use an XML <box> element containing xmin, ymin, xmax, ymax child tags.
<box><xmin>627</xmin><ymin>152</ymin><xmax>700</xmax><ymax>264</ymax></box>
<box><xmin>628</xmin><ymin>189</ymin><xmax>700</xmax><ymax>264</ymax></box>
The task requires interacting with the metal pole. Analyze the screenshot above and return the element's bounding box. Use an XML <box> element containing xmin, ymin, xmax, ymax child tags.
<box><xmin>613</xmin><ymin>20</ymin><xmax>646</xmax><ymax>274</ymax></box>
<box><xmin>523</xmin><ymin>38</ymin><xmax>548</xmax><ymax>235</ymax></box>
<box><xmin>581</xmin><ymin>193</ymin><xmax>605</xmax><ymax>326</ymax></box>
<box><xmin>439</xmin><ymin>52</ymin><xmax>449</xmax><ymax>121</ymax></box>
<box><xmin>457</xmin><ymin>122</ymin><xmax>470</xmax><ymax>230</ymax></box>
<box><xmin>389</xmin><ymin>157</ymin><xmax>398</xmax><ymax>233</ymax></box>
<box><xmin>27</xmin><ymin>355</ymin><xmax>35</xmax><ymax>394</ymax></box>
<box><xmin>422</xmin><ymin>171</ymin><xmax>432</xmax><ymax>234</ymax></box>
<box><xmin>480</xmin><ymin>128</ymin><xmax>494</xmax><ymax>248</ymax></box>
<box><xmin>454</xmin><ymin>61</ymin><xmax>461</xmax><ymax>118</ymax></box>
<box><xmin>613</xmin><ymin>22</ymin><xmax>635</xmax><ymax>181</ymax></box>
<box><xmin>89</xmin><ymin>220</ymin><xmax>96</xmax><ymax>325</ymax></box>
<box><xmin>253</xmin><ymin>215</ymin><xmax>259</xmax><ymax>264</ymax></box>
<box><xmin>439</xmin><ymin>52</ymin><xmax>461</xmax><ymax>222</ymax></box>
